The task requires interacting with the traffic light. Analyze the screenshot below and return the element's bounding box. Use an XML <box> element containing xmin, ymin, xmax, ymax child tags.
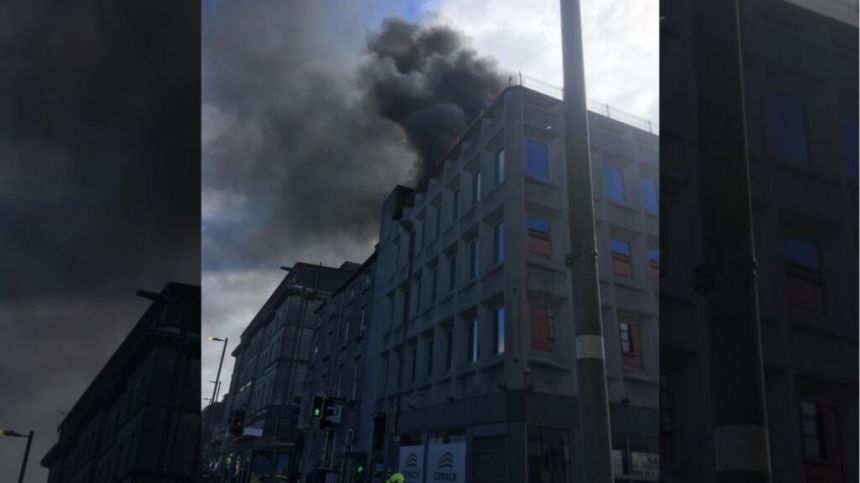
<box><xmin>311</xmin><ymin>396</ymin><xmax>324</xmax><ymax>419</ymax></box>
<box><xmin>229</xmin><ymin>409</ymin><xmax>246</xmax><ymax>437</ymax></box>
<box><xmin>320</xmin><ymin>398</ymin><xmax>341</xmax><ymax>429</ymax></box>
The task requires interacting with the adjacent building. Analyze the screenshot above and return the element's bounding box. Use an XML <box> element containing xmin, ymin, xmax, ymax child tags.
<box><xmin>295</xmin><ymin>83</ymin><xmax>660</xmax><ymax>483</ymax></box>
<box><xmin>216</xmin><ymin>262</ymin><xmax>359</xmax><ymax>482</ymax></box>
<box><xmin>41</xmin><ymin>282</ymin><xmax>201</xmax><ymax>483</ymax></box>
<box><xmin>660</xmin><ymin>0</ymin><xmax>858</xmax><ymax>481</ymax></box>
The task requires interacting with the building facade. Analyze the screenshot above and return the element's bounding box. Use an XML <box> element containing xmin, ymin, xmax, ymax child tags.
<box><xmin>216</xmin><ymin>262</ymin><xmax>358</xmax><ymax>482</ymax></box>
<box><xmin>296</xmin><ymin>84</ymin><xmax>660</xmax><ymax>483</ymax></box>
<box><xmin>41</xmin><ymin>282</ymin><xmax>201</xmax><ymax>483</ymax></box>
<box><xmin>660</xmin><ymin>0</ymin><xmax>858</xmax><ymax>481</ymax></box>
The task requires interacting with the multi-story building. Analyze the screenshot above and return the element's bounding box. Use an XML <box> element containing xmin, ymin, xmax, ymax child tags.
<box><xmin>297</xmin><ymin>83</ymin><xmax>660</xmax><ymax>483</ymax></box>
<box><xmin>660</xmin><ymin>0</ymin><xmax>858</xmax><ymax>481</ymax></box>
<box><xmin>218</xmin><ymin>262</ymin><xmax>358</xmax><ymax>482</ymax></box>
<box><xmin>41</xmin><ymin>282</ymin><xmax>201</xmax><ymax>483</ymax></box>
<box><xmin>300</xmin><ymin>252</ymin><xmax>378</xmax><ymax>482</ymax></box>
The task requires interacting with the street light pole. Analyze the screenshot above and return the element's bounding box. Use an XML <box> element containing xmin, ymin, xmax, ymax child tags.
<box><xmin>2</xmin><ymin>428</ymin><xmax>34</xmax><ymax>483</ymax></box>
<box><xmin>209</xmin><ymin>336</ymin><xmax>229</xmax><ymax>406</ymax></box>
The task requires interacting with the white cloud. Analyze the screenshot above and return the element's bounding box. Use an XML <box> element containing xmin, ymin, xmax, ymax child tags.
<box><xmin>423</xmin><ymin>0</ymin><xmax>658</xmax><ymax>124</ymax></box>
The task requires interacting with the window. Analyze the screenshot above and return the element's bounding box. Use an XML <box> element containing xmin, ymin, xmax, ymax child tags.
<box><xmin>344</xmin><ymin>318</ymin><xmax>350</xmax><ymax>342</ymax></box>
<box><xmin>769</xmin><ymin>93</ymin><xmax>808</xmax><ymax>165</ymax></box>
<box><xmin>493</xmin><ymin>305</ymin><xmax>505</xmax><ymax>354</ymax></box>
<box><xmin>467</xmin><ymin>318</ymin><xmax>479</xmax><ymax>363</ymax></box>
<box><xmin>415</xmin><ymin>276</ymin><xmax>422</xmax><ymax>313</ymax></box>
<box><xmin>394</xmin><ymin>239</ymin><xmax>401</xmax><ymax>270</ymax></box>
<box><xmin>359</xmin><ymin>307</ymin><xmax>367</xmax><ymax>337</ymax></box>
<box><xmin>452</xmin><ymin>188</ymin><xmax>460</xmax><ymax>223</ymax></box>
<box><xmin>472</xmin><ymin>169</ymin><xmax>481</xmax><ymax>204</ymax></box>
<box><xmin>783</xmin><ymin>237</ymin><xmax>824</xmax><ymax>312</ymax></box>
<box><xmin>352</xmin><ymin>356</ymin><xmax>361</xmax><ymax>400</ymax></box>
<box><xmin>619</xmin><ymin>318</ymin><xmax>642</xmax><ymax>368</ymax></box>
<box><xmin>470</xmin><ymin>239</ymin><xmax>480</xmax><ymax>279</ymax></box>
<box><xmin>495</xmin><ymin>148</ymin><xmax>505</xmax><ymax>185</ymax></box>
<box><xmin>611</xmin><ymin>239</ymin><xmax>633</xmax><ymax>278</ymax></box>
<box><xmin>527</xmin><ymin>216</ymin><xmax>551</xmax><ymax>257</ymax></box>
<box><xmin>494</xmin><ymin>222</ymin><xmax>505</xmax><ymax>263</ymax></box>
<box><xmin>529</xmin><ymin>304</ymin><xmax>555</xmax><ymax>353</ymax></box>
<box><xmin>640</xmin><ymin>177</ymin><xmax>658</xmax><ymax>214</ymax></box>
<box><xmin>445</xmin><ymin>328</ymin><xmax>454</xmax><ymax>369</ymax></box>
<box><xmin>604</xmin><ymin>165</ymin><xmax>625</xmax><ymax>203</ymax></box>
<box><xmin>526</xmin><ymin>139</ymin><xmax>549</xmax><ymax>180</ymax></box>
<box><xmin>800</xmin><ymin>402</ymin><xmax>826</xmax><ymax>460</ymax></box>
<box><xmin>841</xmin><ymin>119</ymin><xmax>858</xmax><ymax>179</ymax></box>
<box><xmin>449</xmin><ymin>254</ymin><xmax>457</xmax><ymax>291</ymax></box>
<box><xmin>527</xmin><ymin>426</ymin><xmax>569</xmax><ymax>483</ymax></box>
<box><xmin>435</xmin><ymin>205</ymin><xmax>442</xmax><ymax>237</ymax></box>
<box><xmin>427</xmin><ymin>337</ymin><xmax>434</xmax><ymax>377</ymax></box>
<box><xmin>648</xmin><ymin>248</ymin><xmax>660</xmax><ymax>285</ymax></box>
<box><xmin>431</xmin><ymin>267</ymin><xmax>438</xmax><ymax>302</ymax></box>
<box><xmin>419</xmin><ymin>219</ymin><xmax>425</xmax><ymax>248</ymax></box>
<box><xmin>364</xmin><ymin>272</ymin><xmax>372</xmax><ymax>289</ymax></box>
<box><xmin>388</xmin><ymin>292</ymin><xmax>396</xmax><ymax>328</ymax></box>
<box><xmin>410</xmin><ymin>343</ymin><xmax>418</xmax><ymax>382</ymax></box>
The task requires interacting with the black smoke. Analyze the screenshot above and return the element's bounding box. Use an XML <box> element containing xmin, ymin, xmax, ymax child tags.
<box><xmin>203</xmin><ymin>5</ymin><xmax>508</xmax><ymax>270</ymax></box>
<box><xmin>360</xmin><ymin>18</ymin><xmax>508</xmax><ymax>175</ymax></box>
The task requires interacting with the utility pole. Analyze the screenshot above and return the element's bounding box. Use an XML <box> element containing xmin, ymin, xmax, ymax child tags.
<box><xmin>692</xmin><ymin>1</ymin><xmax>772</xmax><ymax>481</ymax></box>
<box><xmin>209</xmin><ymin>336</ymin><xmax>229</xmax><ymax>407</ymax></box>
<box><xmin>559</xmin><ymin>1</ymin><xmax>615</xmax><ymax>482</ymax></box>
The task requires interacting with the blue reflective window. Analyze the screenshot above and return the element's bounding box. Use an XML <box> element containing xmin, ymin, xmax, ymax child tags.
<box><xmin>526</xmin><ymin>140</ymin><xmax>549</xmax><ymax>180</ymax></box>
<box><xmin>604</xmin><ymin>165</ymin><xmax>624</xmax><ymax>203</ymax></box>
<box><xmin>495</xmin><ymin>148</ymin><xmax>505</xmax><ymax>185</ymax></box>
<box><xmin>783</xmin><ymin>237</ymin><xmax>819</xmax><ymax>269</ymax></box>
<box><xmin>648</xmin><ymin>248</ymin><xmax>660</xmax><ymax>263</ymax></box>
<box><xmin>610</xmin><ymin>239</ymin><xmax>630</xmax><ymax>256</ymax></box>
<box><xmin>494</xmin><ymin>222</ymin><xmax>505</xmax><ymax>263</ymax></box>
<box><xmin>528</xmin><ymin>216</ymin><xmax>550</xmax><ymax>233</ymax></box>
<box><xmin>841</xmin><ymin>119</ymin><xmax>858</xmax><ymax>179</ymax></box>
<box><xmin>640</xmin><ymin>177</ymin><xmax>658</xmax><ymax>214</ymax></box>
<box><xmin>769</xmin><ymin>93</ymin><xmax>808</xmax><ymax>165</ymax></box>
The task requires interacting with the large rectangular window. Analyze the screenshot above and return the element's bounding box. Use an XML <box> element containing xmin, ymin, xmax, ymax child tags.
<box><xmin>495</xmin><ymin>148</ymin><xmax>505</xmax><ymax>185</ymax></box>
<box><xmin>527</xmin><ymin>426</ymin><xmax>569</xmax><ymax>483</ymax></box>
<box><xmin>467</xmin><ymin>318</ymin><xmax>479</xmax><ymax>363</ymax></box>
<box><xmin>783</xmin><ymin>237</ymin><xmax>824</xmax><ymax>312</ymax></box>
<box><xmin>472</xmin><ymin>169</ymin><xmax>481</xmax><ymax>204</ymax></box>
<box><xmin>648</xmin><ymin>248</ymin><xmax>660</xmax><ymax>285</ymax></box>
<box><xmin>493</xmin><ymin>305</ymin><xmax>505</xmax><ymax>354</ymax></box>
<box><xmin>431</xmin><ymin>267</ymin><xmax>438</xmax><ymax>302</ymax></box>
<box><xmin>445</xmin><ymin>328</ymin><xmax>454</xmax><ymax>369</ymax></box>
<box><xmin>452</xmin><ymin>188</ymin><xmax>460</xmax><ymax>224</ymax></box>
<box><xmin>527</xmin><ymin>216</ymin><xmax>551</xmax><ymax>257</ymax></box>
<box><xmin>526</xmin><ymin>139</ymin><xmax>549</xmax><ymax>180</ymax></box>
<box><xmin>449</xmin><ymin>253</ymin><xmax>457</xmax><ymax>292</ymax></box>
<box><xmin>529</xmin><ymin>304</ymin><xmax>555</xmax><ymax>353</ymax></box>
<box><xmin>611</xmin><ymin>239</ymin><xmax>633</xmax><ymax>278</ymax></box>
<box><xmin>619</xmin><ymin>321</ymin><xmax>642</xmax><ymax>368</ymax></box>
<box><xmin>414</xmin><ymin>276</ymin><xmax>422</xmax><ymax>313</ymax></box>
<box><xmin>470</xmin><ymin>239</ymin><xmax>480</xmax><ymax>279</ymax></box>
<box><xmin>640</xmin><ymin>177</ymin><xmax>658</xmax><ymax>214</ymax></box>
<box><xmin>435</xmin><ymin>205</ymin><xmax>442</xmax><ymax>237</ymax></box>
<box><xmin>359</xmin><ymin>307</ymin><xmax>367</xmax><ymax>337</ymax></box>
<box><xmin>604</xmin><ymin>165</ymin><xmax>625</xmax><ymax>203</ymax></box>
<box><xmin>841</xmin><ymin>119</ymin><xmax>858</xmax><ymax>179</ymax></box>
<box><xmin>494</xmin><ymin>222</ymin><xmax>505</xmax><ymax>264</ymax></box>
<box><xmin>800</xmin><ymin>402</ymin><xmax>826</xmax><ymax>460</ymax></box>
<box><xmin>410</xmin><ymin>342</ymin><xmax>417</xmax><ymax>382</ymax></box>
<box><xmin>427</xmin><ymin>338</ymin><xmax>434</xmax><ymax>378</ymax></box>
<box><xmin>769</xmin><ymin>93</ymin><xmax>808</xmax><ymax>165</ymax></box>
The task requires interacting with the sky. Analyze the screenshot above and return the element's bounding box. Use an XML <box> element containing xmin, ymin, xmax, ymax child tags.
<box><xmin>201</xmin><ymin>0</ymin><xmax>658</xmax><ymax>406</ymax></box>
<box><xmin>0</xmin><ymin>1</ymin><xmax>200</xmax><ymax>481</ymax></box>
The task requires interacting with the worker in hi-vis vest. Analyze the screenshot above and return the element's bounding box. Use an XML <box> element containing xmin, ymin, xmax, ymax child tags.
<box><xmin>386</xmin><ymin>471</ymin><xmax>405</xmax><ymax>483</ymax></box>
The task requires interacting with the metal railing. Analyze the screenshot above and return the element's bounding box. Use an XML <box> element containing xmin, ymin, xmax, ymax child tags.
<box><xmin>510</xmin><ymin>72</ymin><xmax>658</xmax><ymax>134</ymax></box>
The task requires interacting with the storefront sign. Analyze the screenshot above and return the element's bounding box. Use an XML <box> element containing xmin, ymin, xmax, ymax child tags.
<box><xmin>399</xmin><ymin>445</ymin><xmax>424</xmax><ymax>483</ymax></box>
<box><xmin>631</xmin><ymin>452</ymin><xmax>659</xmax><ymax>479</ymax></box>
<box><xmin>426</xmin><ymin>442</ymin><xmax>466</xmax><ymax>482</ymax></box>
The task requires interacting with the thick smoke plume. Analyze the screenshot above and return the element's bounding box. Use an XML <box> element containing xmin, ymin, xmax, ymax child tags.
<box><xmin>203</xmin><ymin>5</ymin><xmax>508</xmax><ymax>269</ymax></box>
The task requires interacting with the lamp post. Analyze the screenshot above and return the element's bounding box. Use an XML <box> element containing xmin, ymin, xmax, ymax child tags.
<box><xmin>209</xmin><ymin>336</ymin><xmax>229</xmax><ymax>406</ymax></box>
<box><xmin>1</xmin><ymin>428</ymin><xmax>34</xmax><ymax>483</ymax></box>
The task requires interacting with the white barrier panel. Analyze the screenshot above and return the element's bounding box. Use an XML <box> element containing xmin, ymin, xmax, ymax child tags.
<box><xmin>399</xmin><ymin>445</ymin><xmax>425</xmax><ymax>483</ymax></box>
<box><xmin>426</xmin><ymin>442</ymin><xmax>466</xmax><ymax>483</ymax></box>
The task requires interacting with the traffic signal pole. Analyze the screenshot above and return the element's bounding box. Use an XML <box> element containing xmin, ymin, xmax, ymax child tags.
<box><xmin>2</xmin><ymin>429</ymin><xmax>34</xmax><ymax>483</ymax></box>
<box><xmin>559</xmin><ymin>0</ymin><xmax>615</xmax><ymax>482</ymax></box>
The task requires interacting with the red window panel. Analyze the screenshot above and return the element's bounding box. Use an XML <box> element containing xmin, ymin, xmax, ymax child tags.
<box><xmin>786</xmin><ymin>267</ymin><xmax>824</xmax><ymax>312</ymax></box>
<box><xmin>528</xmin><ymin>233</ymin><xmax>551</xmax><ymax>257</ymax></box>
<box><xmin>649</xmin><ymin>261</ymin><xmax>660</xmax><ymax>285</ymax></box>
<box><xmin>620</xmin><ymin>323</ymin><xmax>643</xmax><ymax>368</ymax></box>
<box><xmin>612</xmin><ymin>255</ymin><xmax>633</xmax><ymax>278</ymax></box>
<box><xmin>529</xmin><ymin>304</ymin><xmax>555</xmax><ymax>353</ymax></box>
